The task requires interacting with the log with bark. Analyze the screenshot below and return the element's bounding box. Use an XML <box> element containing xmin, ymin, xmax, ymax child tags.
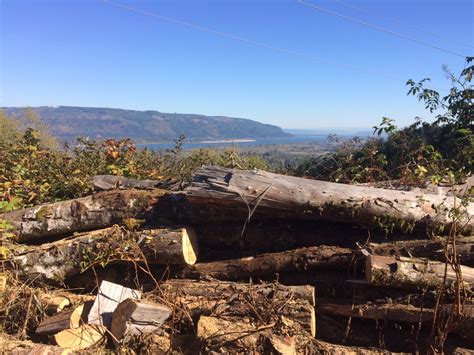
<box><xmin>91</xmin><ymin>174</ymin><xmax>181</xmax><ymax>191</ymax></box>
<box><xmin>162</xmin><ymin>279</ymin><xmax>315</xmax><ymax>306</ymax></box>
<box><xmin>365</xmin><ymin>255</ymin><xmax>474</xmax><ymax>290</ymax></box>
<box><xmin>11</xmin><ymin>225</ymin><xmax>199</xmax><ymax>284</ymax></box>
<box><xmin>179</xmin><ymin>245</ymin><xmax>353</xmax><ymax>281</ymax></box>
<box><xmin>183</xmin><ymin>166</ymin><xmax>474</xmax><ymax>235</ymax></box>
<box><xmin>36</xmin><ymin>303</ymin><xmax>91</xmax><ymax>335</ymax></box>
<box><xmin>159</xmin><ymin>280</ymin><xmax>316</xmax><ymax>337</ymax></box>
<box><xmin>4</xmin><ymin>189</ymin><xmax>165</xmax><ymax>242</ymax></box>
<box><xmin>317</xmin><ymin>300</ymin><xmax>434</xmax><ymax>323</ymax></box>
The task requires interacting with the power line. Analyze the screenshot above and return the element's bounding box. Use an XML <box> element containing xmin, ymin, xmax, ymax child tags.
<box><xmin>331</xmin><ymin>0</ymin><xmax>474</xmax><ymax>49</ymax></box>
<box><xmin>297</xmin><ymin>0</ymin><xmax>468</xmax><ymax>58</ymax></box>
<box><xmin>103</xmin><ymin>0</ymin><xmax>448</xmax><ymax>92</ymax></box>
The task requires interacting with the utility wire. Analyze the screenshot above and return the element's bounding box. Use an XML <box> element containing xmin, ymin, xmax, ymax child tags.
<box><xmin>331</xmin><ymin>0</ymin><xmax>473</xmax><ymax>49</ymax></box>
<box><xmin>103</xmin><ymin>0</ymin><xmax>447</xmax><ymax>92</ymax></box>
<box><xmin>297</xmin><ymin>0</ymin><xmax>468</xmax><ymax>58</ymax></box>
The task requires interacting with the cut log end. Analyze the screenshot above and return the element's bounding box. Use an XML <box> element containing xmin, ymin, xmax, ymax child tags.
<box><xmin>310</xmin><ymin>306</ymin><xmax>316</xmax><ymax>338</ymax></box>
<box><xmin>182</xmin><ymin>227</ymin><xmax>199</xmax><ymax>265</ymax></box>
<box><xmin>53</xmin><ymin>324</ymin><xmax>106</xmax><ymax>351</ymax></box>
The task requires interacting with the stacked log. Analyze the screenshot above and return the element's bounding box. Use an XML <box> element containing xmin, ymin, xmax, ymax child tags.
<box><xmin>3</xmin><ymin>166</ymin><xmax>474</xmax><ymax>353</ymax></box>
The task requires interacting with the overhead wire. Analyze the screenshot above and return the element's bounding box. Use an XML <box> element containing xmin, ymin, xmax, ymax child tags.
<box><xmin>297</xmin><ymin>0</ymin><xmax>468</xmax><ymax>58</ymax></box>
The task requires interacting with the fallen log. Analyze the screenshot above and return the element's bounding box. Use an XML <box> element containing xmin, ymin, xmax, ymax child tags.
<box><xmin>91</xmin><ymin>174</ymin><xmax>181</xmax><ymax>191</ymax></box>
<box><xmin>180</xmin><ymin>245</ymin><xmax>353</xmax><ymax>281</ymax></box>
<box><xmin>36</xmin><ymin>303</ymin><xmax>88</xmax><ymax>335</ymax></box>
<box><xmin>184</xmin><ymin>166</ymin><xmax>474</xmax><ymax>235</ymax></box>
<box><xmin>11</xmin><ymin>225</ymin><xmax>199</xmax><ymax>284</ymax></box>
<box><xmin>317</xmin><ymin>300</ymin><xmax>434</xmax><ymax>323</ymax></box>
<box><xmin>365</xmin><ymin>255</ymin><xmax>474</xmax><ymax>290</ymax></box>
<box><xmin>111</xmin><ymin>299</ymin><xmax>171</xmax><ymax>343</ymax></box>
<box><xmin>0</xmin><ymin>334</ymin><xmax>67</xmax><ymax>355</ymax></box>
<box><xmin>162</xmin><ymin>279</ymin><xmax>315</xmax><ymax>306</ymax></box>
<box><xmin>4</xmin><ymin>189</ymin><xmax>165</xmax><ymax>242</ymax></box>
<box><xmin>159</xmin><ymin>280</ymin><xmax>316</xmax><ymax>337</ymax></box>
<box><xmin>53</xmin><ymin>324</ymin><xmax>106</xmax><ymax>351</ymax></box>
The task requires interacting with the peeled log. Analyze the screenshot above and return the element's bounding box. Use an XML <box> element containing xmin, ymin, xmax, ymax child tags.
<box><xmin>162</xmin><ymin>279</ymin><xmax>315</xmax><ymax>306</ymax></box>
<box><xmin>184</xmin><ymin>166</ymin><xmax>474</xmax><ymax>235</ymax></box>
<box><xmin>181</xmin><ymin>245</ymin><xmax>352</xmax><ymax>281</ymax></box>
<box><xmin>12</xmin><ymin>225</ymin><xmax>198</xmax><ymax>284</ymax></box>
<box><xmin>4</xmin><ymin>189</ymin><xmax>164</xmax><ymax>242</ymax></box>
<box><xmin>365</xmin><ymin>255</ymin><xmax>474</xmax><ymax>290</ymax></box>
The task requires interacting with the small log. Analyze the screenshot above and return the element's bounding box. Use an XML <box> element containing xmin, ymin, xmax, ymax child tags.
<box><xmin>88</xmin><ymin>280</ymin><xmax>141</xmax><ymax>329</ymax></box>
<box><xmin>53</xmin><ymin>324</ymin><xmax>106</xmax><ymax>351</ymax></box>
<box><xmin>317</xmin><ymin>300</ymin><xmax>434</xmax><ymax>323</ymax></box>
<box><xmin>111</xmin><ymin>299</ymin><xmax>172</xmax><ymax>342</ymax></box>
<box><xmin>4</xmin><ymin>189</ymin><xmax>164</xmax><ymax>242</ymax></box>
<box><xmin>163</xmin><ymin>279</ymin><xmax>315</xmax><ymax>306</ymax></box>
<box><xmin>36</xmin><ymin>304</ymin><xmax>87</xmax><ymax>335</ymax></box>
<box><xmin>365</xmin><ymin>255</ymin><xmax>474</xmax><ymax>290</ymax></box>
<box><xmin>12</xmin><ymin>225</ymin><xmax>199</xmax><ymax>284</ymax></box>
<box><xmin>37</xmin><ymin>293</ymin><xmax>71</xmax><ymax>315</ymax></box>
<box><xmin>183</xmin><ymin>166</ymin><xmax>474</xmax><ymax>235</ymax></box>
<box><xmin>181</xmin><ymin>245</ymin><xmax>353</xmax><ymax>281</ymax></box>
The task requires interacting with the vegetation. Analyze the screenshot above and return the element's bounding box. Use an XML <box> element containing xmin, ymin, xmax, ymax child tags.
<box><xmin>295</xmin><ymin>57</ymin><xmax>473</xmax><ymax>186</ymax></box>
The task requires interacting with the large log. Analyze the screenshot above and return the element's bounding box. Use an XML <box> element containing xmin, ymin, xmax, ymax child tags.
<box><xmin>162</xmin><ymin>279</ymin><xmax>315</xmax><ymax>306</ymax></box>
<box><xmin>184</xmin><ymin>166</ymin><xmax>474</xmax><ymax>235</ymax></box>
<box><xmin>91</xmin><ymin>174</ymin><xmax>181</xmax><ymax>191</ymax></box>
<box><xmin>365</xmin><ymin>255</ymin><xmax>474</xmax><ymax>290</ymax></box>
<box><xmin>317</xmin><ymin>300</ymin><xmax>434</xmax><ymax>323</ymax></box>
<box><xmin>159</xmin><ymin>280</ymin><xmax>316</xmax><ymax>336</ymax></box>
<box><xmin>180</xmin><ymin>245</ymin><xmax>353</xmax><ymax>281</ymax></box>
<box><xmin>4</xmin><ymin>189</ymin><xmax>165</xmax><ymax>242</ymax></box>
<box><xmin>11</xmin><ymin>225</ymin><xmax>198</xmax><ymax>284</ymax></box>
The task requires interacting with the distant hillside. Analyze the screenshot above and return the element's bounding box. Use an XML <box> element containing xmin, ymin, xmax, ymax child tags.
<box><xmin>2</xmin><ymin>106</ymin><xmax>291</xmax><ymax>142</ymax></box>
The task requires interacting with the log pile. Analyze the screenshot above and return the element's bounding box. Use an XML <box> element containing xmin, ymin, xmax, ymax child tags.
<box><xmin>2</xmin><ymin>166</ymin><xmax>474</xmax><ymax>353</ymax></box>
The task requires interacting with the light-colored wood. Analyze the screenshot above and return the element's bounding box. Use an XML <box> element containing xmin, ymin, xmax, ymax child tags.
<box><xmin>0</xmin><ymin>334</ymin><xmax>70</xmax><ymax>355</ymax></box>
<box><xmin>88</xmin><ymin>280</ymin><xmax>141</xmax><ymax>329</ymax></box>
<box><xmin>4</xmin><ymin>189</ymin><xmax>165</xmax><ymax>242</ymax></box>
<box><xmin>38</xmin><ymin>294</ymin><xmax>71</xmax><ymax>315</ymax></box>
<box><xmin>12</xmin><ymin>225</ymin><xmax>198</xmax><ymax>284</ymax></box>
<box><xmin>365</xmin><ymin>255</ymin><xmax>474</xmax><ymax>290</ymax></box>
<box><xmin>53</xmin><ymin>324</ymin><xmax>106</xmax><ymax>351</ymax></box>
<box><xmin>111</xmin><ymin>299</ymin><xmax>172</xmax><ymax>343</ymax></box>
<box><xmin>182</xmin><ymin>245</ymin><xmax>352</xmax><ymax>280</ymax></box>
<box><xmin>36</xmin><ymin>304</ymin><xmax>85</xmax><ymax>335</ymax></box>
<box><xmin>184</xmin><ymin>166</ymin><xmax>474</xmax><ymax>235</ymax></box>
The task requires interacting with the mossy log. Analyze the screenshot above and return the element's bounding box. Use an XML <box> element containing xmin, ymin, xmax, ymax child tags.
<box><xmin>184</xmin><ymin>166</ymin><xmax>474</xmax><ymax>235</ymax></box>
<box><xmin>11</xmin><ymin>225</ymin><xmax>198</xmax><ymax>284</ymax></box>
<box><xmin>180</xmin><ymin>245</ymin><xmax>353</xmax><ymax>281</ymax></box>
<box><xmin>4</xmin><ymin>189</ymin><xmax>165</xmax><ymax>242</ymax></box>
<box><xmin>365</xmin><ymin>255</ymin><xmax>474</xmax><ymax>290</ymax></box>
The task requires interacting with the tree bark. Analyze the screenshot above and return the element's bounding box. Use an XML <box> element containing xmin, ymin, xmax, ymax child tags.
<box><xmin>11</xmin><ymin>225</ymin><xmax>198</xmax><ymax>284</ymax></box>
<box><xmin>4</xmin><ymin>189</ymin><xmax>165</xmax><ymax>242</ymax></box>
<box><xmin>36</xmin><ymin>304</ymin><xmax>88</xmax><ymax>335</ymax></box>
<box><xmin>91</xmin><ymin>174</ymin><xmax>181</xmax><ymax>191</ymax></box>
<box><xmin>180</xmin><ymin>245</ymin><xmax>353</xmax><ymax>281</ymax></box>
<box><xmin>317</xmin><ymin>299</ymin><xmax>434</xmax><ymax>323</ymax></box>
<box><xmin>184</xmin><ymin>166</ymin><xmax>474</xmax><ymax>235</ymax></box>
<box><xmin>365</xmin><ymin>255</ymin><xmax>474</xmax><ymax>290</ymax></box>
<box><xmin>162</xmin><ymin>279</ymin><xmax>315</xmax><ymax>306</ymax></box>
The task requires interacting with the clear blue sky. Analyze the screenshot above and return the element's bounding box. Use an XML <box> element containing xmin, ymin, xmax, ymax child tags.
<box><xmin>1</xmin><ymin>0</ymin><xmax>472</xmax><ymax>129</ymax></box>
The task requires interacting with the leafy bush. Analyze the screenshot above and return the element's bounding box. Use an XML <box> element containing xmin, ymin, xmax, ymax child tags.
<box><xmin>295</xmin><ymin>57</ymin><xmax>473</xmax><ymax>185</ymax></box>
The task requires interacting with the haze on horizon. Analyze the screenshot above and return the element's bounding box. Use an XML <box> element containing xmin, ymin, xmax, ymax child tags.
<box><xmin>1</xmin><ymin>0</ymin><xmax>472</xmax><ymax>129</ymax></box>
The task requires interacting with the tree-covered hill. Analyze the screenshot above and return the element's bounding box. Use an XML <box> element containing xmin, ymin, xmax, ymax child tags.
<box><xmin>2</xmin><ymin>106</ymin><xmax>291</xmax><ymax>143</ymax></box>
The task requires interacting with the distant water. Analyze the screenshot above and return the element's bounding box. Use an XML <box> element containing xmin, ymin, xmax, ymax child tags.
<box><xmin>138</xmin><ymin>135</ymin><xmax>330</xmax><ymax>151</ymax></box>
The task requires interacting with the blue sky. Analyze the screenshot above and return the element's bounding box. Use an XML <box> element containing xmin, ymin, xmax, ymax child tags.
<box><xmin>1</xmin><ymin>0</ymin><xmax>472</xmax><ymax>129</ymax></box>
